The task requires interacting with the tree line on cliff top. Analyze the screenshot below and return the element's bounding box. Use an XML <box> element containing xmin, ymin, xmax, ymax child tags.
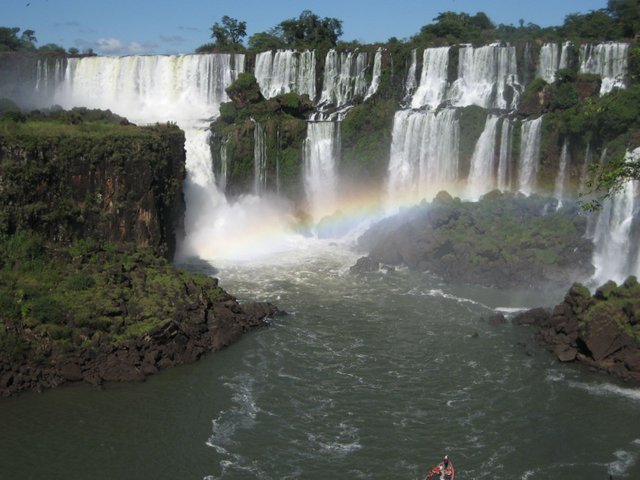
<box><xmin>195</xmin><ymin>0</ymin><xmax>638</xmax><ymax>53</ymax></box>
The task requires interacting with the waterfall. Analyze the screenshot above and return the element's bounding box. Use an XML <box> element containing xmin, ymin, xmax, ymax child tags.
<box><xmin>219</xmin><ymin>140</ymin><xmax>229</xmax><ymax>193</ymax></box>
<box><xmin>448</xmin><ymin>43</ymin><xmax>520</xmax><ymax>110</ymax></box>
<box><xmin>579</xmin><ymin>42</ymin><xmax>629</xmax><ymax>95</ymax></box>
<box><xmin>365</xmin><ymin>48</ymin><xmax>383</xmax><ymax>100</ymax></box>
<box><xmin>518</xmin><ymin>116</ymin><xmax>544</xmax><ymax>195</ymax></box>
<box><xmin>35</xmin><ymin>57</ymin><xmax>65</xmax><ymax>103</ymax></box>
<box><xmin>387</xmin><ymin>109</ymin><xmax>460</xmax><ymax>204</ymax></box>
<box><xmin>579</xmin><ymin>143</ymin><xmax>592</xmax><ymax>193</ymax></box>
<box><xmin>410</xmin><ymin>47</ymin><xmax>450</xmax><ymax>109</ymax></box>
<box><xmin>591</xmin><ymin>148</ymin><xmax>640</xmax><ymax>284</ymax></box>
<box><xmin>497</xmin><ymin>117</ymin><xmax>513</xmax><ymax>191</ymax></box>
<box><xmin>304</xmin><ymin>121</ymin><xmax>340</xmax><ymax>221</ymax></box>
<box><xmin>559</xmin><ymin>41</ymin><xmax>572</xmax><ymax>70</ymax></box>
<box><xmin>404</xmin><ymin>49</ymin><xmax>418</xmax><ymax>100</ymax></box>
<box><xmin>253</xmin><ymin>120</ymin><xmax>267</xmax><ymax>195</ymax></box>
<box><xmin>53</xmin><ymin>54</ymin><xmax>244</xmax><ymax>124</ymax></box>
<box><xmin>319</xmin><ymin>49</ymin><xmax>370</xmax><ymax>108</ymax></box>
<box><xmin>466</xmin><ymin>115</ymin><xmax>500</xmax><ymax>200</ymax></box>
<box><xmin>538</xmin><ymin>43</ymin><xmax>560</xmax><ymax>83</ymax></box>
<box><xmin>554</xmin><ymin>139</ymin><xmax>570</xmax><ymax>208</ymax></box>
<box><xmin>254</xmin><ymin>50</ymin><xmax>316</xmax><ymax>100</ymax></box>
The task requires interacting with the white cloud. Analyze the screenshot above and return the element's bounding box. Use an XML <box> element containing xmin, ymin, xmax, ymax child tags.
<box><xmin>95</xmin><ymin>37</ymin><xmax>157</xmax><ymax>55</ymax></box>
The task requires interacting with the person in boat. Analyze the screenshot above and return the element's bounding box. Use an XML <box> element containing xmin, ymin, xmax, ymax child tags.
<box><xmin>424</xmin><ymin>455</ymin><xmax>454</xmax><ymax>479</ymax></box>
<box><xmin>438</xmin><ymin>455</ymin><xmax>454</xmax><ymax>479</ymax></box>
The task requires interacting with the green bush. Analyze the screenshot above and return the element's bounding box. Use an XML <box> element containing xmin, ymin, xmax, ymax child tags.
<box><xmin>66</xmin><ymin>273</ymin><xmax>96</xmax><ymax>291</ymax></box>
<box><xmin>24</xmin><ymin>296</ymin><xmax>66</xmax><ymax>326</ymax></box>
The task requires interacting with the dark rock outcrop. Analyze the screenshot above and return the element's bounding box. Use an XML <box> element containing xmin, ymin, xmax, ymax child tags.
<box><xmin>515</xmin><ymin>278</ymin><xmax>640</xmax><ymax>383</ymax></box>
<box><xmin>0</xmin><ymin>252</ymin><xmax>283</xmax><ymax>397</ymax></box>
<box><xmin>354</xmin><ymin>191</ymin><xmax>594</xmax><ymax>288</ymax></box>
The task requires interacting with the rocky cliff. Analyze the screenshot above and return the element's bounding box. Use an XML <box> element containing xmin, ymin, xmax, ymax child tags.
<box><xmin>0</xmin><ymin>111</ymin><xmax>185</xmax><ymax>258</ymax></box>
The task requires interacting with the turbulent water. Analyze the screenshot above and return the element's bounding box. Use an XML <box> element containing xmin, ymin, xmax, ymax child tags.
<box><xmin>2</xmin><ymin>242</ymin><xmax>640</xmax><ymax>480</ymax></box>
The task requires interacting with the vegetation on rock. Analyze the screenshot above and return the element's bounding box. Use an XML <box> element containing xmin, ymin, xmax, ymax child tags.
<box><xmin>514</xmin><ymin>276</ymin><xmax>640</xmax><ymax>383</ymax></box>
<box><xmin>356</xmin><ymin>191</ymin><xmax>593</xmax><ymax>288</ymax></box>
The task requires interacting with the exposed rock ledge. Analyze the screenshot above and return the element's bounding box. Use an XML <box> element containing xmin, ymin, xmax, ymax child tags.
<box><xmin>0</xmin><ymin>244</ymin><xmax>283</xmax><ymax>398</ymax></box>
<box><xmin>513</xmin><ymin>277</ymin><xmax>640</xmax><ymax>383</ymax></box>
<box><xmin>0</xmin><ymin>285</ymin><xmax>281</xmax><ymax>397</ymax></box>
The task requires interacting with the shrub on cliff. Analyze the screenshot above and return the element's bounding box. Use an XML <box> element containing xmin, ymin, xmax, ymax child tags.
<box><xmin>225</xmin><ymin>73</ymin><xmax>263</xmax><ymax>107</ymax></box>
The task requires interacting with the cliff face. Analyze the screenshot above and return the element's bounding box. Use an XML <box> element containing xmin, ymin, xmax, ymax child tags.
<box><xmin>0</xmin><ymin>120</ymin><xmax>185</xmax><ymax>258</ymax></box>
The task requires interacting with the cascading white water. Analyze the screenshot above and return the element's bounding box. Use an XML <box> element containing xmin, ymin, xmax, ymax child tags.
<box><xmin>497</xmin><ymin>117</ymin><xmax>513</xmax><ymax>191</ymax></box>
<box><xmin>466</xmin><ymin>115</ymin><xmax>500</xmax><ymax>200</ymax></box>
<box><xmin>364</xmin><ymin>48</ymin><xmax>383</xmax><ymax>100</ymax></box>
<box><xmin>254</xmin><ymin>50</ymin><xmax>316</xmax><ymax>100</ymax></box>
<box><xmin>404</xmin><ymin>49</ymin><xmax>418</xmax><ymax>101</ymax></box>
<box><xmin>591</xmin><ymin>149</ymin><xmax>640</xmax><ymax>284</ymax></box>
<box><xmin>538</xmin><ymin>43</ymin><xmax>560</xmax><ymax>83</ymax></box>
<box><xmin>304</xmin><ymin>121</ymin><xmax>340</xmax><ymax>221</ymax></box>
<box><xmin>579</xmin><ymin>143</ymin><xmax>592</xmax><ymax>193</ymax></box>
<box><xmin>559</xmin><ymin>41</ymin><xmax>572</xmax><ymax>70</ymax></box>
<box><xmin>537</xmin><ymin>42</ymin><xmax>572</xmax><ymax>83</ymax></box>
<box><xmin>410</xmin><ymin>47</ymin><xmax>450</xmax><ymax>109</ymax></box>
<box><xmin>448</xmin><ymin>44</ymin><xmax>520</xmax><ymax>110</ymax></box>
<box><xmin>518</xmin><ymin>116</ymin><xmax>544</xmax><ymax>195</ymax></box>
<box><xmin>554</xmin><ymin>139</ymin><xmax>570</xmax><ymax>209</ymax></box>
<box><xmin>53</xmin><ymin>55</ymin><xmax>244</xmax><ymax>124</ymax></box>
<box><xmin>34</xmin><ymin>58</ymin><xmax>65</xmax><ymax>104</ymax></box>
<box><xmin>252</xmin><ymin>119</ymin><xmax>267</xmax><ymax>195</ymax></box>
<box><xmin>319</xmin><ymin>49</ymin><xmax>370</xmax><ymax>108</ymax></box>
<box><xmin>386</xmin><ymin>109</ymin><xmax>460</xmax><ymax>205</ymax></box>
<box><xmin>219</xmin><ymin>140</ymin><xmax>229</xmax><ymax>193</ymax></box>
<box><xmin>580</xmin><ymin>42</ymin><xmax>629</xmax><ymax>95</ymax></box>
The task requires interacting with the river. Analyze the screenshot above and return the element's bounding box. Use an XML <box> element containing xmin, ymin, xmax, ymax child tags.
<box><xmin>1</xmin><ymin>240</ymin><xmax>639</xmax><ymax>480</ymax></box>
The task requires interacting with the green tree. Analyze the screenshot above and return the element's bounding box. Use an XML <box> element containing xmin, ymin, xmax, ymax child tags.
<box><xmin>414</xmin><ymin>11</ymin><xmax>496</xmax><ymax>44</ymax></box>
<box><xmin>275</xmin><ymin>10</ymin><xmax>343</xmax><ymax>49</ymax></box>
<box><xmin>210</xmin><ymin>15</ymin><xmax>247</xmax><ymax>48</ymax></box>
<box><xmin>0</xmin><ymin>27</ymin><xmax>23</xmax><ymax>51</ymax></box>
<box><xmin>248</xmin><ymin>31</ymin><xmax>285</xmax><ymax>51</ymax></box>
<box><xmin>607</xmin><ymin>0</ymin><xmax>640</xmax><ymax>38</ymax></box>
<box><xmin>562</xmin><ymin>9</ymin><xmax>620</xmax><ymax>40</ymax></box>
<box><xmin>38</xmin><ymin>43</ymin><xmax>66</xmax><ymax>55</ymax></box>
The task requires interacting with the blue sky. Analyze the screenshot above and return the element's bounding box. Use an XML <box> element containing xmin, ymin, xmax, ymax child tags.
<box><xmin>4</xmin><ymin>0</ymin><xmax>609</xmax><ymax>55</ymax></box>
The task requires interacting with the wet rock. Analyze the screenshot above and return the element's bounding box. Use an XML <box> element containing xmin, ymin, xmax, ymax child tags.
<box><xmin>350</xmin><ymin>256</ymin><xmax>380</xmax><ymax>274</ymax></box>
<box><xmin>486</xmin><ymin>312</ymin><xmax>507</xmax><ymax>326</ymax></box>
<box><xmin>512</xmin><ymin>307</ymin><xmax>551</xmax><ymax>326</ymax></box>
<box><xmin>554</xmin><ymin>345</ymin><xmax>578</xmax><ymax>362</ymax></box>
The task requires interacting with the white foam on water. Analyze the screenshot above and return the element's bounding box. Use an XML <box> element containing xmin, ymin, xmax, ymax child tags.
<box><xmin>568</xmin><ymin>380</ymin><xmax>640</xmax><ymax>402</ymax></box>
<box><xmin>495</xmin><ymin>307</ymin><xmax>528</xmax><ymax>314</ymax></box>
<box><xmin>608</xmin><ymin>449</ymin><xmax>637</xmax><ymax>476</ymax></box>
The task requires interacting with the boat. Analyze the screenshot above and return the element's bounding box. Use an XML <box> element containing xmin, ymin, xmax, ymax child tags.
<box><xmin>423</xmin><ymin>456</ymin><xmax>455</xmax><ymax>480</ymax></box>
